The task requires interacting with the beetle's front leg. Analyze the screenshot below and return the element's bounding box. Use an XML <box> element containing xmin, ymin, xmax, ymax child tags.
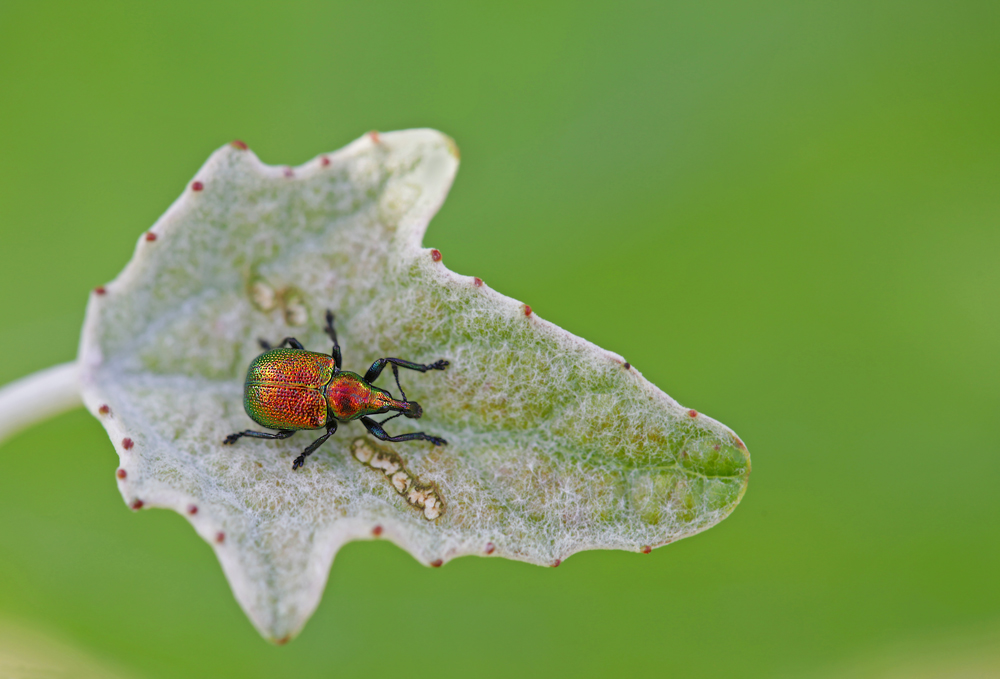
<box><xmin>360</xmin><ymin>416</ymin><xmax>447</xmax><ymax>446</ymax></box>
<box><xmin>223</xmin><ymin>429</ymin><xmax>295</xmax><ymax>445</ymax></box>
<box><xmin>363</xmin><ymin>357</ymin><xmax>449</xmax><ymax>383</ymax></box>
<box><xmin>292</xmin><ymin>421</ymin><xmax>338</xmax><ymax>470</ymax></box>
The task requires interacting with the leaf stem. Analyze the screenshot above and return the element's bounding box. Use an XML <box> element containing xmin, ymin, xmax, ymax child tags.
<box><xmin>0</xmin><ymin>362</ymin><xmax>82</xmax><ymax>446</ymax></box>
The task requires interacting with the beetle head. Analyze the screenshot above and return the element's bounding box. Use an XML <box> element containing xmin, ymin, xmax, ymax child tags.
<box><xmin>404</xmin><ymin>401</ymin><xmax>423</xmax><ymax>419</ymax></box>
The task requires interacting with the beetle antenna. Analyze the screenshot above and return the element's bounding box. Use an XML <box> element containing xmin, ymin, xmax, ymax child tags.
<box><xmin>377</xmin><ymin>412</ymin><xmax>404</xmax><ymax>426</ymax></box>
<box><xmin>391</xmin><ymin>364</ymin><xmax>407</xmax><ymax>402</ymax></box>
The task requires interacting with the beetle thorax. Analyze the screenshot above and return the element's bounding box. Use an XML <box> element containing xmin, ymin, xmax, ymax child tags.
<box><xmin>326</xmin><ymin>372</ymin><xmax>391</xmax><ymax>421</ymax></box>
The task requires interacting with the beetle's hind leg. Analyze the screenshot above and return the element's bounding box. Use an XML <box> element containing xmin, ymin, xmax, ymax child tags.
<box><xmin>223</xmin><ymin>429</ymin><xmax>295</xmax><ymax>445</ymax></box>
<box><xmin>258</xmin><ymin>337</ymin><xmax>305</xmax><ymax>351</ymax></box>
<box><xmin>360</xmin><ymin>416</ymin><xmax>447</xmax><ymax>446</ymax></box>
<box><xmin>323</xmin><ymin>310</ymin><xmax>342</xmax><ymax>370</ymax></box>
<box><xmin>292</xmin><ymin>421</ymin><xmax>338</xmax><ymax>470</ymax></box>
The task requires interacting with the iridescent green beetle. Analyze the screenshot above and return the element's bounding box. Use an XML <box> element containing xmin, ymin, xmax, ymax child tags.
<box><xmin>223</xmin><ymin>310</ymin><xmax>448</xmax><ymax>470</ymax></box>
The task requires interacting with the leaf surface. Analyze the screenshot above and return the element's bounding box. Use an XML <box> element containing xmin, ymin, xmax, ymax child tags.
<box><xmin>78</xmin><ymin>130</ymin><xmax>751</xmax><ymax>641</ymax></box>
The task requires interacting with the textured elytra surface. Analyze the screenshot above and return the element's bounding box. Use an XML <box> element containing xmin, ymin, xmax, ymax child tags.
<box><xmin>77</xmin><ymin>129</ymin><xmax>751</xmax><ymax>642</ymax></box>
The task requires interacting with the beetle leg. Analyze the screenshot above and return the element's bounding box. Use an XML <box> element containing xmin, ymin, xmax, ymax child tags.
<box><xmin>324</xmin><ymin>310</ymin><xmax>342</xmax><ymax>370</ymax></box>
<box><xmin>360</xmin><ymin>416</ymin><xmax>447</xmax><ymax>446</ymax></box>
<box><xmin>223</xmin><ymin>429</ymin><xmax>295</xmax><ymax>445</ymax></box>
<box><xmin>363</xmin><ymin>357</ymin><xmax>449</xmax><ymax>384</ymax></box>
<box><xmin>257</xmin><ymin>337</ymin><xmax>304</xmax><ymax>351</ymax></box>
<box><xmin>292</xmin><ymin>421</ymin><xmax>338</xmax><ymax>470</ymax></box>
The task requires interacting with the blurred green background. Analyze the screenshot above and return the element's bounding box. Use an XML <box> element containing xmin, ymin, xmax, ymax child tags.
<box><xmin>1</xmin><ymin>1</ymin><xmax>998</xmax><ymax>677</ymax></box>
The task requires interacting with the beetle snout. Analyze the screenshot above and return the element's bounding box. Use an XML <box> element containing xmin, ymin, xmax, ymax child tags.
<box><xmin>404</xmin><ymin>401</ymin><xmax>423</xmax><ymax>419</ymax></box>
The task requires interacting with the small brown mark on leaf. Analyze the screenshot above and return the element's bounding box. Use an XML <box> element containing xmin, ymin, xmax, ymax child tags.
<box><xmin>485</xmin><ymin>542</ymin><xmax>495</xmax><ymax>555</ymax></box>
<box><xmin>320</xmin><ymin>155</ymin><xmax>330</xmax><ymax>167</ymax></box>
<box><xmin>130</xmin><ymin>499</ymin><xmax>143</xmax><ymax>510</ymax></box>
<box><xmin>94</xmin><ymin>286</ymin><xmax>106</xmax><ymax>295</ymax></box>
<box><xmin>641</xmin><ymin>545</ymin><xmax>652</xmax><ymax>554</ymax></box>
<box><xmin>145</xmin><ymin>232</ymin><xmax>157</xmax><ymax>242</ymax></box>
<box><xmin>551</xmin><ymin>559</ymin><xmax>561</xmax><ymax>568</ymax></box>
<box><xmin>187</xmin><ymin>504</ymin><xmax>198</xmax><ymax>515</ymax></box>
<box><xmin>116</xmin><ymin>468</ymin><xmax>126</xmax><ymax>480</ymax></box>
<box><xmin>523</xmin><ymin>304</ymin><xmax>532</xmax><ymax>317</ymax></box>
<box><xmin>430</xmin><ymin>559</ymin><xmax>443</xmax><ymax>568</ymax></box>
<box><xmin>98</xmin><ymin>404</ymin><xmax>110</xmax><ymax>415</ymax></box>
<box><xmin>122</xmin><ymin>438</ymin><xmax>134</xmax><ymax>450</ymax></box>
<box><xmin>623</xmin><ymin>361</ymin><xmax>631</xmax><ymax>370</ymax></box>
<box><xmin>688</xmin><ymin>409</ymin><xmax>698</xmax><ymax>418</ymax></box>
<box><xmin>215</xmin><ymin>532</ymin><xmax>226</xmax><ymax>544</ymax></box>
<box><xmin>191</xmin><ymin>181</ymin><xmax>203</xmax><ymax>192</ymax></box>
<box><xmin>473</xmin><ymin>277</ymin><xmax>483</xmax><ymax>287</ymax></box>
<box><xmin>430</xmin><ymin>248</ymin><xmax>442</xmax><ymax>262</ymax></box>
<box><xmin>230</xmin><ymin>139</ymin><xmax>248</xmax><ymax>150</ymax></box>
<box><xmin>372</xmin><ymin>525</ymin><xmax>383</xmax><ymax>537</ymax></box>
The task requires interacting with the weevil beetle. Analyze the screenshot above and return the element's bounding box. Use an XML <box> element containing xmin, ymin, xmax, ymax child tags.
<box><xmin>223</xmin><ymin>310</ymin><xmax>449</xmax><ymax>470</ymax></box>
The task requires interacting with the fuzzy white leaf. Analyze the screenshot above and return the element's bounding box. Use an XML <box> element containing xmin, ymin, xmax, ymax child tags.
<box><xmin>75</xmin><ymin>130</ymin><xmax>750</xmax><ymax>641</ymax></box>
